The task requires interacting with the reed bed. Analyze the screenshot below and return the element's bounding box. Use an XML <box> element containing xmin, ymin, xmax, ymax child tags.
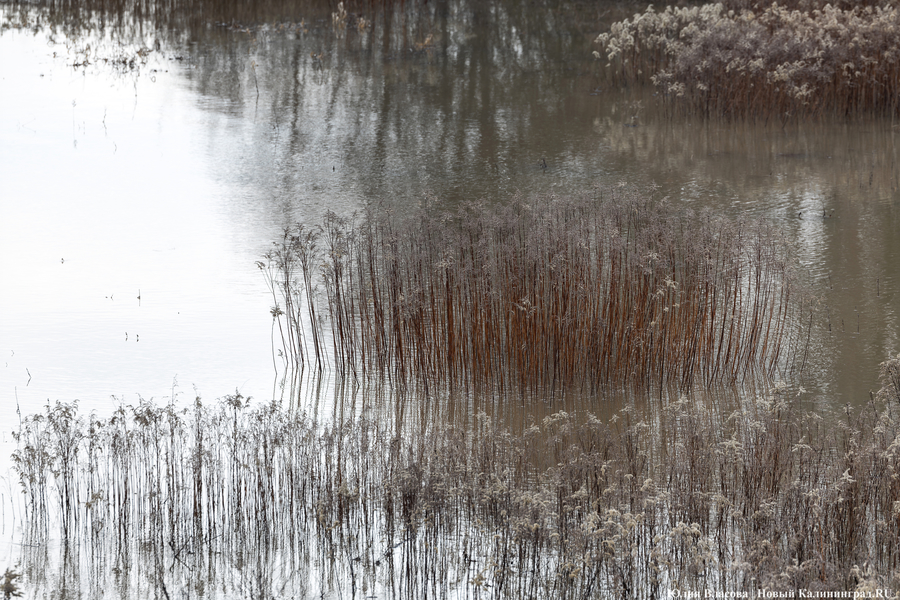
<box><xmin>596</xmin><ymin>2</ymin><xmax>900</xmax><ymax>120</ymax></box>
<box><xmin>11</xmin><ymin>360</ymin><xmax>900</xmax><ymax>598</ymax></box>
<box><xmin>260</xmin><ymin>188</ymin><xmax>804</xmax><ymax>395</ymax></box>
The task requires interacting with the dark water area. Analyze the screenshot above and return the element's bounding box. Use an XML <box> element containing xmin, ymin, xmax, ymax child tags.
<box><xmin>2</xmin><ymin>0</ymin><xmax>900</xmax><ymax>597</ymax></box>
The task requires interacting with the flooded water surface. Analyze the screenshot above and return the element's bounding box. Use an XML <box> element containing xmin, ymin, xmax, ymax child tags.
<box><xmin>1</xmin><ymin>0</ymin><xmax>900</xmax><ymax>597</ymax></box>
<box><xmin>2</xmin><ymin>1</ymin><xmax>897</xmax><ymax>411</ymax></box>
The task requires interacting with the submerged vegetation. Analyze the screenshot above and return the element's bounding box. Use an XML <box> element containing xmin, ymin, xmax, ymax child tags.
<box><xmin>9</xmin><ymin>357</ymin><xmax>900</xmax><ymax>598</ymax></box>
<box><xmin>260</xmin><ymin>188</ymin><xmax>805</xmax><ymax>395</ymax></box>
<box><xmin>596</xmin><ymin>1</ymin><xmax>900</xmax><ymax>119</ymax></box>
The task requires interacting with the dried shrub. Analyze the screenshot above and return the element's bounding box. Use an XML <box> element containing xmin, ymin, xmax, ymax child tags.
<box><xmin>596</xmin><ymin>3</ymin><xmax>900</xmax><ymax>119</ymax></box>
<box><xmin>878</xmin><ymin>352</ymin><xmax>900</xmax><ymax>405</ymax></box>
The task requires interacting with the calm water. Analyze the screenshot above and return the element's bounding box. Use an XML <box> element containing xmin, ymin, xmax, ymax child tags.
<box><xmin>1</xmin><ymin>1</ymin><xmax>898</xmax><ymax>424</ymax></box>
<box><xmin>1</xmin><ymin>0</ymin><xmax>900</xmax><ymax>595</ymax></box>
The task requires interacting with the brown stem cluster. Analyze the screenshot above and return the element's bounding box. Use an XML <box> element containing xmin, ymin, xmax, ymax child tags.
<box><xmin>261</xmin><ymin>188</ymin><xmax>803</xmax><ymax>394</ymax></box>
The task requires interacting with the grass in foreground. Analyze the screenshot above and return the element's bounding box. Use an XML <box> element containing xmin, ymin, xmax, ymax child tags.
<box><xmin>9</xmin><ymin>355</ymin><xmax>900</xmax><ymax>598</ymax></box>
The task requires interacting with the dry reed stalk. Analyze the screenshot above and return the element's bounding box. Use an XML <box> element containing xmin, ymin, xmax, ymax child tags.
<box><xmin>260</xmin><ymin>188</ymin><xmax>803</xmax><ymax>396</ymax></box>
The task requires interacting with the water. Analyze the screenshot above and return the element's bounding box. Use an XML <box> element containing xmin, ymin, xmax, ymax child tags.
<box><xmin>0</xmin><ymin>0</ymin><xmax>616</xmax><ymax>431</ymax></box>
<box><xmin>0</xmin><ymin>26</ymin><xmax>274</xmax><ymax>413</ymax></box>
<box><xmin>2</xmin><ymin>0</ymin><xmax>899</xmax><ymax>421</ymax></box>
<box><xmin>1</xmin><ymin>0</ymin><xmax>900</xmax><ymax>593</ymax></box>
<box><xmin>1</xmin><ymin>0</ymin><xmax>898</xmax><ymax>420</ymax></box>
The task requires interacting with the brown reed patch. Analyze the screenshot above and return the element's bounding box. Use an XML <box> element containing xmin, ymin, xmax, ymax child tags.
<box><xmin>596</xmin><ymin>3</ymin><xmax>900</xmax><ymax>120</ymax></box>
<box><xmin>260</xmin><ymin>188</ymin><xmax>805</xmax><ymax>394</ymax></box>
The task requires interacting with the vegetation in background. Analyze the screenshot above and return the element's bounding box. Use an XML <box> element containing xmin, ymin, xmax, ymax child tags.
<box><xmin>596</xmin><ymin>1</ymin><xmax>900</xmax><ymax>120</ymax></box>
<box><xmin>1</xmin><ymin>0</ymin><xmax>434</xmax><ymax>41</ymax></box>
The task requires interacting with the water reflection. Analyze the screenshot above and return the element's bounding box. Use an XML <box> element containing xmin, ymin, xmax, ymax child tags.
<box><xmin>0</xmin><ymin>0</ymin><xmax>898</xmax><ymax>424</ymax></box>
<box><xmin>188</xmin><ymin>9</ymin><xmax>899</xmax><ymax>406</ymax></box>
<box><xmin>188</xmin><ymin>0</ymin><xmax>616</xmax><ymax>226</ymax></box>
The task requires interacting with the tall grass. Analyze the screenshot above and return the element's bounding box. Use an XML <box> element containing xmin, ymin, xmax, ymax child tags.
<box><xmin>260</xmin><ymin>188</ymin><xmax>804</xmax><ymax>394</ymax></box>
<box><xmin>596</xmin><ymin>2</ymin><xmax>900</xmax><ymax>120</ymax></box>
<box><xmin>11</xmin><ymin>360</ymin><xmax>900</xmax><ymax>597</ymax></box>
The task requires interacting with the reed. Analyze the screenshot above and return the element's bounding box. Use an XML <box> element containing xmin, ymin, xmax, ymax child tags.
<box><xmin>878</xmin><ymin>352</ymin><xmax>900</xmax><ymax>405</ymax></box>
<box><xmin>1</xmin><ymin>0</ymin><xmax>414</xmax><ymax>42</ymax></box>
<box><xmin>596</xmin><ymin>2</ymin><xmax>900</xmax><ymax>120</ymax></box>
<box><xmin>11</xmin><ymin>367</ymin><xmax>900</xmax><ymax>597</ymax></box>
<box><xmin>260</xmin><ymin>188</ymin><xmax>804</xmax><ymax>394</ymax></box>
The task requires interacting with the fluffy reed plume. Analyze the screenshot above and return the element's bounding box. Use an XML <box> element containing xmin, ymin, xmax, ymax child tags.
<box><xmin>11</xmin><ymin>366</ymin><xmax>900</xmax><ymax>598</ymax></box>
<box><xmin>596</xmin><ymin>2</ymin><xmax>900</xmax><ymax>119</ymax></box>
<box><xmin>260</xmin><ymin>188</ymin><xmax>803</xmax><ymax>394</ymax></box>
<box><xmin>878</xmin><ymin>353</ymin><xmax>900</xmax><ymax>405</ymax></box>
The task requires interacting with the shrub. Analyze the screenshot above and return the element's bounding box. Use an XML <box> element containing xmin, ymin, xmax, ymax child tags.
<box><xmin>596</xmin><ymin>3</ymin><xmax>900</xmax><ymax>119</ymax></box>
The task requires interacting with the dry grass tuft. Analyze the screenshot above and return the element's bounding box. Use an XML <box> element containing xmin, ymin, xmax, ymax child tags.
<box><xmin>11</xmin><ymin>365</ymin><xmax>900</xmax><ymax>597</ymax></box>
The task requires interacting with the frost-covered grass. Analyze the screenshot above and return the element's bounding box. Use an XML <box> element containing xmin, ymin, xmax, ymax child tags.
<box><xmin>596</xmin><ymin>2</ymin><xmax>900</xmax><ymax>120</ymax></box>
<box><xmin>11</xmin><ymin>357</ymin><xmax>900</xmax><ymax>598</ymax></box>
